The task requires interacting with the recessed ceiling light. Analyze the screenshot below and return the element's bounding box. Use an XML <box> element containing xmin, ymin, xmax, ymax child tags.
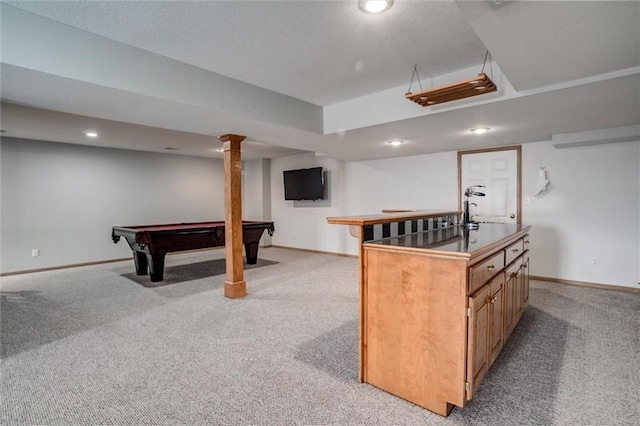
<box><xmin>388</xmin><ymin>140</ymin><xmax>404</xmax><ymax>146</ymax></box>
<box><xmin>85</xmin><ymin>132</ymin><xmax>99</xmax><ymax>138</ymax></box>
<box><xmin>470</xmin><ymin>127</ymin><xmax>490</xmax><ymax>135</ymax></box>
<box><xmin>359</xmin><ymin>0</ymin><xmax>393</xmax><ymax>14</ymax></box>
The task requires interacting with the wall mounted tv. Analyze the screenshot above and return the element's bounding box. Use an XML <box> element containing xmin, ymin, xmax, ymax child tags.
<box><xmin>283</xmin><ymin>167</ymin><xmax>325</xmax><ymax>201</ymax></box>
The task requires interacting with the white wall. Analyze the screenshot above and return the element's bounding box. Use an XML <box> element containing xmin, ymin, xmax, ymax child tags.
<box><xmin>270</xmin><ymin>153</ymin><xmax>347</xmax><ymax>253</ymax></box>
<box><xmin>339</xmin><ymin>151</ymin><xmax>460</xmax><ymax>254</ymax></box>
<box><xmin>243</xmin><ymin>158</ymin><xmax>272</xmax><ymax>245</ymax></box>
<box><xmin>270</xmin><ymin>151</ymin><xmax>459</xmax><ymax>255</ymax></box>
<box><xmin>342</xmin><ymin>151</ymin><xmax>458</xmax><ymax>215</ymax></box>
<box><xmin>522</xmin><ymin>140</ymin><xmax>639</xmax><ymax>288</ymax></box>
<box><xmin>270</xmin><ymin>142</ymin><xmax>640</xmax><ymax>289</ymax></box>
<box><xmin>0</xmin><ymin>138</ymin><xmax>225</xmax><ymax>273</ymax></box>
<box><xmin>3</xmin><ymin>136</ymin><xmax>639</xmax><ymax>289</ymax></box>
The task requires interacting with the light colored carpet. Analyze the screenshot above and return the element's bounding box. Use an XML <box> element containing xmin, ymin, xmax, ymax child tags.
<box><xmin>1</xmin><ymin>247</ymin><xmax>638</xmax><ymax>425</ymax></box>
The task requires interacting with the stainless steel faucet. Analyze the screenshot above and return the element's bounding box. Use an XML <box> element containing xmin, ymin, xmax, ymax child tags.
<box><xmin>463</xmin><ymin>185</ymin><xmax>485</xmax><ymax>229</ymax></box>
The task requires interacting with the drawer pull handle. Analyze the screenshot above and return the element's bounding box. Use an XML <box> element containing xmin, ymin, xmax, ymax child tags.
<box><xmin>524</xmin><ymin>240</ymin><xmax>530</xmax><ymax>244</ymax></box>
<box><xmin>487</xmin><ymin>265</ymin><xmax>496</xmax><ymax>270</ymax></box>
<box><xmin>512</xmin><ymin>248</ymin><xmax>519</xmax><ymax>253</ymax></box>
<box><xmin>490</xmin><ymin>296</ymin><xmax>497</xmax><ymax>304</ymax></box>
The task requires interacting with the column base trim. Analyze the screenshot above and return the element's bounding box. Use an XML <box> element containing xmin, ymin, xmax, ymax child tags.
<box><xmin>224</xmin><ymin>280</ymin><xmax>247</xmax><ymax>299</ymax></box>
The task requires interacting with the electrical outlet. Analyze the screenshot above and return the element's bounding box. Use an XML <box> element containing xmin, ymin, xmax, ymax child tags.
<box><xmin>591</xmin><ymin>257</ymin><xmax>598</xmax><ymax>266</ymax></box>
<box><xmin>31</xmin><ymin>249</ymin><xmax>40</xmax><ymax>257</ymax></box>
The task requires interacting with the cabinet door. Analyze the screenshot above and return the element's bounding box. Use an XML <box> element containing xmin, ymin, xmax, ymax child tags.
<box><xmin>466</xmin><ymin>285</ymin><xmax>491</xmax><ymax>400</ymax></box>
<box><xmin>514</xmin><ymin>262</ymin><xmax>523</xmax><ymax>318</ymax></box>
<box><xmin>522</xmin><ymin>257</ymin><xmax>530</xmax><ymax>305</ymax></box>
<box><xmin>489</xmin><ymin>273</ymin><xmax>505</xmax><ymax>366</ymax></box>
<box><xmin>503</xmin><ymin>263</ymin><xmax>517</xmax><ymax>339</ymax></box>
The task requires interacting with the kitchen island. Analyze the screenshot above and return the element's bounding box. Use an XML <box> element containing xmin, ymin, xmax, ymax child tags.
<box><xmin>327</xmin><ymin>212</ymin><xmax>530</xmax><ymax>416</ymax></box>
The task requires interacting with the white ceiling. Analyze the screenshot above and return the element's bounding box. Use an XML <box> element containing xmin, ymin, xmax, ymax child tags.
<box><xmin>1</xmin><ymin>0</ymin><xmax>639</xmax><ymax>161</ymax></box>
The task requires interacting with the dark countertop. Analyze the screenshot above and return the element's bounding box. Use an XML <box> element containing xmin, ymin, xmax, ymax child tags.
<box><xmin>364</xmin><ymin>223</ymin><xmax>530</xmax><ymax>258</ymax></box>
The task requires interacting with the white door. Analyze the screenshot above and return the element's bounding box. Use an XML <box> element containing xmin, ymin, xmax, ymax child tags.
<box><xmin>460</xmin><ymin>149</ymin><xmax>519</xmax><ymax>224</ymax></box>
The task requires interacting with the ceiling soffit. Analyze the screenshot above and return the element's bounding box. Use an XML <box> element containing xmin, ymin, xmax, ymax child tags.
<box><xmin>454</xmin><ymin>0</ymin><xmax>640</xmax><ymax>91</ymax></box>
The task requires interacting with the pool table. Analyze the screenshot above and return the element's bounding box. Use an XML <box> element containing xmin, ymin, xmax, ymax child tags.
<box><xmin>112</xmin><ymin>220</ymin><xmax>275</xmax><ymax>282</ymax></box>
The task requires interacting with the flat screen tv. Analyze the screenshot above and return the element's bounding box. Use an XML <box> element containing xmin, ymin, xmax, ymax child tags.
<box><xmin>283</xmin><ymin>167</ymin><xmax>324</xmax><ymax>201</ymax></box>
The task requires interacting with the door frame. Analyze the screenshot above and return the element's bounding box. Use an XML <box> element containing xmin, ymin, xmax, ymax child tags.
<box><xmin>457</xmin><ymin>145</ymin><xmax>522</xmax><ymax>225</ymax></box>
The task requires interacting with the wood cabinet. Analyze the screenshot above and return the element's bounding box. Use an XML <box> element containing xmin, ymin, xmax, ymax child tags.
<box><xmin>327</xmin><ymin>213</ymin><xmax>531</xmax><ymax>417</ymax></box>
<box><xmin>361</xmin><ymin>225</ymin><xmax>530</xmax><ymax>416</ymax></box>
<box><xmin>467</xmin><ymin>281</ymin><xmax>490</xmax><ymax>399</ymax></box>
<box><xmin>522</xmin><ymin>257</ymin><xmax>530</xmax><ymax>305</ymax></box>
<box><xmin>504</xmin><ymin>261</ymin><xmax>518</xmax><ymax>339</ymax></box>
<box><xmin>469</xmin><ymin>250</ymin><xmax>504</xmax><ymax>294</ymax></box>
<box><xmin>504</xmin><ymin>249</ymin><xmax>530</xmax><ymax>340</ymax></box>
<box><xmin>488</xmin><ymin>274</ymin><xmax>505</xmax><ymax>366</ymax></box>
<box><xmin>466</xmin><ymin>272</ymin><xmax>506</xmax><ymax>399</ymax></box>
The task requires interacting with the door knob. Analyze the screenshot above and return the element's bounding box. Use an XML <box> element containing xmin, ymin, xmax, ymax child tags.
<box><xmin>509</xmin><ymin>214</ymin><xmax>515</xmax><ymax>219</ymax></box>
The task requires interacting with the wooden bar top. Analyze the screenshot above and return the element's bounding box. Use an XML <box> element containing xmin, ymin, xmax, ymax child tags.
<box><xmin>365</xmin><ymin>223</ymin><xmax>531</xmax><ymax>260</ymax></box>
<box><xmin>326</xmin><ymin>210</ymin><xmax>460</xmax><ymax>226</ymax></box>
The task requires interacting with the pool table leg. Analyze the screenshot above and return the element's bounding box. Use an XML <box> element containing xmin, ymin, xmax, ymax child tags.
<box><xmin>245</xmin><ymin>242</ymin><xmax>259</xmax><ymax>264</ymax></box>
<box><xmin>133</xmin><ymin>251</ymin><xmax>148</xmax><ymax>275</ymax></box>
<box><xmin>148</xmin><ymin>254</ymin><xmax>166</xmax><ymax>282</ymax></box>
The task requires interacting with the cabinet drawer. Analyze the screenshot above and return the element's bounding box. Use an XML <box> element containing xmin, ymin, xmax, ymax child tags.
<box><xmin>505</xmin><ymin>238</ymin><xmax>524</xmax><ymax>265</ymax></box>
<box><xmin>469</xmin><ymin>251</ymin><xmax>505</xmax><ymax>294</ymax></box>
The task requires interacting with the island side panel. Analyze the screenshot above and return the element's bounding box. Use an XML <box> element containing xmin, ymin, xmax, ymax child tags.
<box><xmin>349</xmin><ymin>224</ymin><xmax>368</xmax><ymax>383</ymax></box>
<box><xmin>363</xmin><ymin>246</ymin><xmax>468</xmax><ymax>415</ymax></box>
